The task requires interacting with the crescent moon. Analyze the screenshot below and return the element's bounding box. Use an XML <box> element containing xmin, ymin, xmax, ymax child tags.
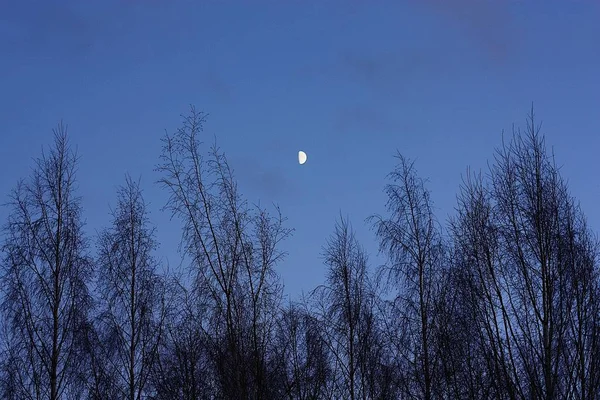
<box><xmin>298</xmin><ymin>151</ymin><xmax>307</xmax><ymax>165</ymax></box>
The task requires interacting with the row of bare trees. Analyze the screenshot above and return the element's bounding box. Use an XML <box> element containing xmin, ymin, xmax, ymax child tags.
<box><xmin>1</xmin><ymin>107</ymin><xmax>599</xmax><ymax>399</ymax></box>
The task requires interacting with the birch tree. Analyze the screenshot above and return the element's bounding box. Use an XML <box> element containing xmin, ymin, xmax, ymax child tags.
<box><xmin>156</xmin><ymin>106</ymin><xmax>291</xmax><ymax>399</ymax></box>
<box><xmin>0</xmin><ymin>125</ymin><xmax>93</xmax><ymax>400</ymax></box>
<box><xmin>95</xmin><ymin>175</ymin><xmax>166</xmax><ymax>400</ymax></box>
<box><xmin>369</xmin><ymin>154</ymin><xmax>445</xmax><ymax>400</ymax></box>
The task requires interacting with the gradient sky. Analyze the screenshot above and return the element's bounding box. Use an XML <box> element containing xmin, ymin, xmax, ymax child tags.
<box><xmin>1</xmin><ymin>0</ymin><xmax>599</xmax><ymax>300</ymax></box>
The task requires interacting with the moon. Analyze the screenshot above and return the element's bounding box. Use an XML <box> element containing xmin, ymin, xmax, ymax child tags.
<box><xmin>298</xmin><ymin>151</ymin><xmax>307</xmax><ymax>165</ymax></box>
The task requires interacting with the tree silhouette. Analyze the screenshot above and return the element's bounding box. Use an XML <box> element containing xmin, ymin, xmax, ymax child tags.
<box><xmin>94</xmin><ymin>175</ymin><xmax>166</xmax><ymax>400</ymax></box>
<box><xmin>0</xmin><ymin>126</ymin><xmax>93</xmax><ymax>400</ymax></box>
<box><xmin>0</xmin><ymin>106</ymin><xmax>598</xmax><ymax>400</ymax></box>
<box><xmin>156</xmin><ymin>106</ymin><xmax>292</xmax><ymax>399</ymax></box>
<box><xmin>369</xmin><ymin>153</ymin><xmax>445</xmax><ymax>400</ymax></box>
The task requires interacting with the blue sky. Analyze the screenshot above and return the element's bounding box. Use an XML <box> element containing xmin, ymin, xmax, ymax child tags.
<box><xmin>1</xmin><ymin>0</ymin><xmax>599</xmax><ymax>299</ymax></box>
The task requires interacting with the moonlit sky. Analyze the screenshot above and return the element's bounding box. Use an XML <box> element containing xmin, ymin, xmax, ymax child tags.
<box><xmin>1</xmin><ymin>1</ymin><xmax>599</xmax><ymax>299</ymax></box>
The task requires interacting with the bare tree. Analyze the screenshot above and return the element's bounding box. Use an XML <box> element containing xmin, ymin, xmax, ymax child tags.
<box><xmin>369</xmin><ymin>154</ymin><xmax>445</xmax><ymax>400</ymax></box>
<box><xmin>0</xmin><ymin>125</ymin><xmax>93</xmax><ymax>400</ymax></box>
<box><xmin>311</xmin><ymin>216</ymin><xmax>395</xmax><ymax>400</ymax></box>
<box><xmin>0</xmin><ymin>321</ymin><xmax>23</xmax><ymax>400</ymax></box>
<box><xmin>492</xmin><ymin>109</ymin><xmax>600</xmax><ymax>399</ymax></box>
<box><xmin>81</xmin><ymin>315</ymin><xmax>121</xmax><ymax>400</ymax></box>
<box><xmin>156</xmin><ymin>106</ymin><xmax>292</xmax><ymax>399</ymax></box>
<box><xmin>448</xmin><ymin>169</ymin><xmax>521</xmax><ymax>399</ymax></box>
<box><xmin>447</xmin><ymin>108</ymin><xmax>600</xmax><ymax>399</ymax></box>
<box><xmin>311</xmin><ymin>216</ymin><xmax>365</xmax><ymax>399</ymax></box>
<box><xmin>94</xmin><ymin>175</ymin><xmax>167</xmax><ymax>400</ymax></box>
<box><xmin>272</xmin><ymin>300</ymin><xmax>333</xmax><ymax>400</ymax></box>
<box><xmin>149</xmin><ymin>276</ymin><xmax>214</xmax><ymax>399</ymax></box>
<box><xmin>560</xmin><ymin>207</ymin><xmax>600</xmax><ymax>399</ymax></box>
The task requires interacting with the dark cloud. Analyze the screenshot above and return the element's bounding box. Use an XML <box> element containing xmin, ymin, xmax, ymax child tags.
<box><xmin>295</xmin><ymin>50</ymin><xmax>421</xmax><ymax>90</ymax></box>
<box><xmin>338</xmin><ymin>49</ymin><xmax>437</xmax><ymax>90</ymax></box>
<box><xmin>202</xmin><ymin>68</ymin><xmax>234</xmax><ymax>103</ymax></box>
<box><xmin>250</xmin><ymin>169</ymin><xmax>289</xmax><ymax>199</ymax></box>
<box><xmin>299</xmin><ymin>2</ymin><xmax>517</xmax><ymax>95</ymax></box>
<box><xmin>409</xmin><ymin>0</ymin><xmax>517</xmax><ymax>65</ymax></box>
<box><xmin>0</xmin><ymin>1</ymin><xmax>97</xmax><ymax>58</ymax></box>
<box><xmin>333</xmin><ymin>105</ymin><xmax>395</xmax><ymax>136</ymax></box>
<box><xmin>0</xmin><ymin>1</ymin><xmax>180</xmax><ymax>61</ymax></box>
<box><xmin>231</xmin><ymin>156</ymin><xmax>290</xmax><ymax>201</ymax></box>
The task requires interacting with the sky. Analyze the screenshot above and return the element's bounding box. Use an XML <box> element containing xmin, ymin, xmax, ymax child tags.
<box><xmin>1</xmin><ymin>0</ymin><xmax>599</xmax><ymax>300</ymax></box>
